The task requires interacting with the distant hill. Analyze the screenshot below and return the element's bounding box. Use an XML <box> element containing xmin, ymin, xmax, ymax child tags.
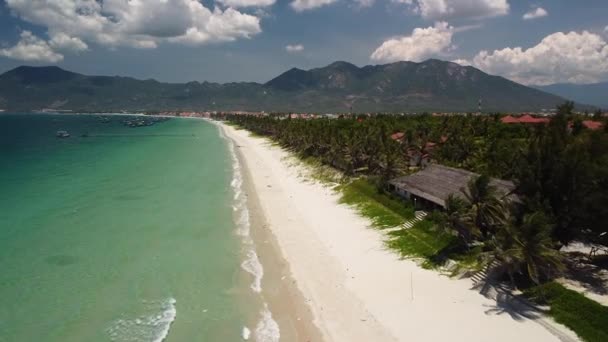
<box><xmin>535</xmin><ymin>82</ymin><xmax>608</xmax><ymax>109</ymax></box>
<box><xmin>0</xmin><ymin>59</ymin><xmax>570</xmax><ymax>113</ymax></box>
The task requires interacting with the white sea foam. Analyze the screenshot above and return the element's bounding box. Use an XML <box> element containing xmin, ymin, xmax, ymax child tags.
<box><xmin>107</xmin><ymin>297</ymin><xmax>176</xmax><ymax>342</ymax></box>
<box><xmin>215</xmin><ymin>122</ymin><xmax>280</xmax><ymax>342</ymax></box>
<box><xmin>255</xmin><ymin>304</ymin><xmax>281</xmax><ymax>342</ymax></box>
<box><xmin>242</xmin><ymin>326</ymin><xmax>251</xmax><ymax>340</ymax></box>
<box><xmin>241</xmin><ymin>249</ymin><xmax>264</xmax><ymax>293</ymax></box>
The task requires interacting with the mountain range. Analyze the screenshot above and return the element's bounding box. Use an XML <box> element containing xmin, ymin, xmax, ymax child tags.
<box><xmin>0</xmin><ymin>59</ymin><xmax>583</xmax><ymax>113</ymax></box>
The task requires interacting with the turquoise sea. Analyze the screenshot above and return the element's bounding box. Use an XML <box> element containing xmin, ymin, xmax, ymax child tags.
<box><xmin>0</xmin><ymin>114</ymin><xmax>275</xmax><ymax>341</ymax></box>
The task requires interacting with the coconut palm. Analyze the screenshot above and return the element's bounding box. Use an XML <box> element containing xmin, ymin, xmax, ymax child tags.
<box><xmin>443</xmin><ymin>194</ymin><xmax>477</xmax><ymax>244</ymax></box>
<box><xmin>461</xmin><ymin>175</ymin><xmax>506</xmax><ymax>238</ymax></box>
<box><xmin>492</xmin><ymin>211</ymin><xmax>564</xmax><ymax>285</ymax></box>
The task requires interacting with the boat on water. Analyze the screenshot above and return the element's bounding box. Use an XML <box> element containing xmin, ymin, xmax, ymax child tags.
<box><xmin>56</xmin><ymin>130</ymin><xmax>70</xmax><ymax>138</ymax></box>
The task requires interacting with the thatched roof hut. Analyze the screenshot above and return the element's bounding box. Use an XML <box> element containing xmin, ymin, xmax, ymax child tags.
<box><xmin>388</xmin><ymin>164</ymin><xmax>515</xmax><ymax>209</ymax></box>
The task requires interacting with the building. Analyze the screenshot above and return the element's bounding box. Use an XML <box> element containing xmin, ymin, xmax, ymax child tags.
<box><xmin>582</xmin><ymin>120</ymin><xmax>604</xmax><ymax>130</ymax></box>
<box><xmin>501</xmin><ymin>114</ymin><xmax>550</xmax><ymax>124</ymax></box>
<box><xmin>388</xmin><ymin>164</ymin><xmax>515</xmax><ymax>210</ymax></box>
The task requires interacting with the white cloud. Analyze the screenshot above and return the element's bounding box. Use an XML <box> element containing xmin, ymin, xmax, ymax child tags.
<box><xmin>286</xmin><ymin>44</ymin><xmax>304</xmax><ymax>52</ymax></box>
<box><xmin>0</xmin><ymin>31</ymin><xmax>64</xmax><ymax>63</ymax></box>
<box><xmin>397</xmin><ymin>0</ymin><xmax>510</xmax><ymax>20</ymax></box>
<box><xmin>522</xmin><ymin>7</ymin><xmax>548</xmax><ymax>20</ymax></box>
<box><xmin>371</xmin><ymin>21</ymin><xmax>454</xmax><ymax>63</ymax></box>
<box><xmin>452</xmin><ymin>58</ymin><xmax>472</xmax><ymax>66</ymax></box>
<box><xmin>49</xmin><ymin>33</ymin><xmax>88</xmax><ymax>53</ymax></box>
<box><xmin>354</xmin><ymin>0</ymin><xmax>376</xmax><ymax>7</ymax></box>
<box><xmin>169</xmin><ymin>7</ymin><xmax>261</xmax><ymax>45</ymax></box>
<box><xmin>471</xmin><ymin>31</ymin><xmax>608</xmax><ymax>85</ymax></box>
<box><xmin>4</xmin><ymin>0</ymin><xmax>262</xmax><ymax>53</ymax></box>
<box><xmin>217</xmin><ymin>0</ymin><xmax>276</xmax><ymax>8</ymax></box>
<box><xmin>290</xmin><ymin>0</ymin><xmax>338</xmax><ymax>11</ymax></box>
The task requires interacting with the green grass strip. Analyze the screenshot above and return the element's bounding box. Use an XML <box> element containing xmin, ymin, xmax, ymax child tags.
<box><xmin>387</xmin><ymin>220</ymin><xmax>457</xmax><ymax>267</ymax></box>
<box><xmin>524</xmin><ymin>282</ymin><xmax>608</xmax><ymax>342</ymax></box>
<box><xmin>337</xmin><ymin>179</ymin><xmax>415</xmax><ymax>228</ymax></box>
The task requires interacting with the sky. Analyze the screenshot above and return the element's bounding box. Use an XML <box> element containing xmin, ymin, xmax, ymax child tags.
<box><xmin>0</xmin><ymin>0</ymin><xmax>607</xmax><ymax>85</ymax></box>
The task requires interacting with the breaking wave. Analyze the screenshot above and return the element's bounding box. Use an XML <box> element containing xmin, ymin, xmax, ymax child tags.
<box><xmin>217</xmin><ymin>122</ymin><xmax>281</xmax><ymax>342</ymax></box>
<box><xmin>107</xmin><ymin>297</ymin><xmax>176</xmax><ymax>342</ymax></box>
<box><xmin>255</xmin><ymin>304</ymin><xmax>281</xmax><ymax>342</ymax></box>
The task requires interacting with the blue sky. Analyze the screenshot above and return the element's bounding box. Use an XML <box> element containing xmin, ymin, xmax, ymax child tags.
<box><xmin>0</xmin><ymin>0</ymin><xmax>607</xmax><ymax>85</ymax></box>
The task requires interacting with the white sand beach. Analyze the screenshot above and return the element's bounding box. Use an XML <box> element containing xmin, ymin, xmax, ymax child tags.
<box><xmin>220</xmin><ymin>123</ymin><xmax>580</xmax><ymax>342</ymax></box>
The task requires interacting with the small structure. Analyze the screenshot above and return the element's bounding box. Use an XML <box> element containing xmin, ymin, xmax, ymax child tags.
<box><xmin>388</xmin><ymin>164</ymin><xmax>515</xmax><ymax>210</ymax></box>
<box><xmin>390</xmin><ymin>132</ymin><xmax>405</xmax><ymax>142</ymax></box>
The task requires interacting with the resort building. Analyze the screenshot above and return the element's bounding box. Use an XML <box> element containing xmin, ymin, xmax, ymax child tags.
<box><xmin>501</xmin><ymin>114</ymin><xmax>550</xmax><ymax>124</ymax></box>
<box><xmin>388</xmin><ymin>164</ymin><xmax>515</xmax><ymax>210</ymax></box>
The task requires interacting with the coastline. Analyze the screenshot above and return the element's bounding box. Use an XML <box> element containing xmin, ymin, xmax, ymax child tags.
<box><xmin>238</xmin><ymin>135</ymin><xmax>325</xmax><ymax>342</ymax></box>
<box><xmin>218</xmin><ymin>120</ymin><xmax>323</xmax><ymax>342</ymax></box>
<box><xmin>218</xmin><ymin>121</ymin><xmax>580</xmax><ymax>342</ymax></box>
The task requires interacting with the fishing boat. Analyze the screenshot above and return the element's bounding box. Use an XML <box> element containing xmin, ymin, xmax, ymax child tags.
<box><xmin>56</xmin><ymin>130</ymin><xmax>70</xmax><ymax>138</ymax></box>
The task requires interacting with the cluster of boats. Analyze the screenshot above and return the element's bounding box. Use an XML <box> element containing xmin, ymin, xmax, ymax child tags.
<box><xmin>56</xmin><ymin>115</ymin><xmax>171</xmax><ymax>138</ymax></box>
<box><xmin>121</xmin><ymin>116</ymin><xmax>170</xmax><ymax>128</ymax></box>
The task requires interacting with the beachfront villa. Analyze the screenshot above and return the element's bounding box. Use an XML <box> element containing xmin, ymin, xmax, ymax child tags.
<box><xmin>388</xmin><ymin>164</ymin><xmax>515</xmax><ymax>210</ymax></box>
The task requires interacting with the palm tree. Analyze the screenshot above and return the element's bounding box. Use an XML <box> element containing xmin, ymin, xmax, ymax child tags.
<box><xmin>492</xmin><ymin>211</ymin><xmax>564</xmax><ymax>285</ymax></box>
<box><xmin>461</xmin><ymin>175</ymin><xmax>506</xmax><ymax>238</ymax></box>
<box><xmin>443</xmin><ymin>194</ymin><xmax>477</xmax><ymax>244</ymax></box>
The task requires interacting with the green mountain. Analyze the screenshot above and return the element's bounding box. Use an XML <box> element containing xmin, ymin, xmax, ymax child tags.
<box><xmin>0</xmin><ymin>60</ymin><xmax>569</xmax><ymax>113</ymax></box>
<box><xmin>535</xmin><ymin>82</ymin><xmax>608</xmax><ymax>109</ymax></box>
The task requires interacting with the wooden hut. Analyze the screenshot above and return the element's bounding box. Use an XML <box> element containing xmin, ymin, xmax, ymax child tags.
<box><xmin>388</xmin><ymin>164</ymin><xmax>515</xmax><ymax>210</ymax></box>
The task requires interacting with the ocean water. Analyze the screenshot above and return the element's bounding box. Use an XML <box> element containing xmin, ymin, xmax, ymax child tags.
<box><xmin>0</xmin><ymin>114</ymin><xmax>276</xmax><ymax>341</ymax></box>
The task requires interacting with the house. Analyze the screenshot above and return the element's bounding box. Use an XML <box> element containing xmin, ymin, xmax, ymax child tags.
<box><xmin>388</xmin><ymin>164</ymin><xmax>515</xmax><ymax>210</ymax></box>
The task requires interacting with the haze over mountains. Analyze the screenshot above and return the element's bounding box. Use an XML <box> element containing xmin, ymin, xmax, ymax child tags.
<box><xmin>535</xmin><ymin>82</ymin><xmax>608</xmax><ymax>109</ymax></box>
<box><xmin>0</xmin><ymin>59</ymin><xmax>580</xmax><ymax>113</ymax></box>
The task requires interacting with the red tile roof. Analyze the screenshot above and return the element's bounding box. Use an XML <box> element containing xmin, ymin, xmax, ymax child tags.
<box><xmin>501</xmin><ymin>115</ymin><xmax>520</xmax><ymax>124</ymax></box>
<box><xmin>518</xmin><ymin>114</ymin><xmax>550</xmax><ymax>124</ymax></box>
<box><xmin>390</xmin><ymin>132</ymin><xmax>405</xmax><ymax>141</ymax></box>
<box><xmin>582</xmin><ymin>120</ymin><xmax>604</xmax><ymax>130</ymax></box>
<box><xmin>501</xmin><ymin>114</ymin><xmax>549</xmax><ymax>124</ymax></box>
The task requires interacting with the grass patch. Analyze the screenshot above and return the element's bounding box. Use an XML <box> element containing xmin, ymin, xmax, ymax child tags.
<box><xmin>386</xmin><ymin>219</ymin><xmax>458</xmax><ymax>268</ymax></box>
<box><xmin>223</xmin><ymin>121</ymin><xmax>242</xmax><ymax>128</ymax></box>
<box><xmin>296</xmin><ymin>156</ymin><xmax>344</xmax><ymax>185</ymax></box>
<box><xmin>447</xmin><ymin>246</ymin><xmax>485</xmax><ymax>274</ymax></box>
<box><xmin>247</xmin><ymin>130</ymin><xmax>268</xmax><ymax>138</ymax></box>
<box><xmin>524</xmin><ymin>282</ymin><xmax>608</xmax><ymax>342</ymax></box>
<box><xmin>335</xmin><ymin>178</ymin><xmax>458</xmax><ymax>268</ymax></box>
<box><xmin>337</xmin><ymin>178</ymin><xmax>415</xmax><ymax>228</ymax></box>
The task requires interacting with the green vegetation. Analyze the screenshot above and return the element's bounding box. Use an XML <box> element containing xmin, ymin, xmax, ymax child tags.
<box><xmin>338</xmin><ymin>179</ymin><xmax>415</xmax><ymax>228</ymax></box>
<box><xmin>525</xmin><ymin>282</ymin><xmax>608</xmax><ymax>342</ymax></box>
<box><xmin>219</xmin><ymin>102</ymin><xmax>608</xmax><ymax>262</ymax></box>
<box><xmin>217</xmin><ymin>102</ymin><xmax>608</xmax><ymax>340</ymax></box>
<box><xmin>387</xmin><ymin>219</ymin><xmax>457</xmax><ymax>268</ymax></box>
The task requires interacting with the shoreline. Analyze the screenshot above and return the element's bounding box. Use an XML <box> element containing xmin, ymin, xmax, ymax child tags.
<box><xmin>218</xmin><ymin>121</ymin><xmax>323</xmax><ymax>342</ymax></box>
<box><xmin>238</xmin><ymin>135</ymin><xmax>325</xmax><ymax>342</ymax></box>
<box><xmin>218</xmin><ymin>121</ymin><xmax>580</xmax><ymax>342</ymax></box>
